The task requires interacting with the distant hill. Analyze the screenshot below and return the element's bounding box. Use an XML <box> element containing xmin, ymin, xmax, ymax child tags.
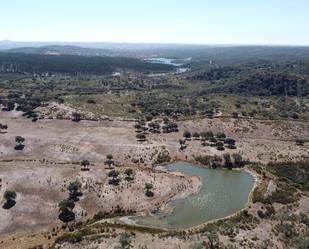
<box><xmin>207</xmin><ymin>72</ymin><xmax>309</xmax><ymax>97</ymax></box>
<box><xmin>0</xmin><ymin>40</ymin><xmax>198</xmax><ymax>51</ymax></box>
<box><xmin>5</xmin><ymin>45</ymin><xmax>112</xmax><ymax>56</ymax></box>
<box><xmin>0</xmin><ymin>53</ymin><xmax>176</xmax><ymax>75</ymax></box>
<box><xmin>1</xmin><ymin>41</ymin><xmax>309</xmax><ymax>61</ymax></box>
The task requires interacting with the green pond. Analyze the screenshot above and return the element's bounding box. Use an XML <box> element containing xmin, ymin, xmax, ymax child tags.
<box><xmin>132</xmin><ymin>162</ymin><xmax>255</xmax><ymax>230</ymax></box>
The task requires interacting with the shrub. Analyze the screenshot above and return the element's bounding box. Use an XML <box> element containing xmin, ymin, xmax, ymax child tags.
<box><xmin>72</xmin><ymin>112</ymin><xmax>81</xmax><ymax>122</ymax></box>
<box><xmin>296</xmin><ymin>139</ymin><xmax>305</xmax><ymax>146</ymax></box>
<box><xmin>87</xmin><ymin>99</ymin><xmax>96</xmax><ymax>104</ymax></box>
<box><xmin>156</xmin><ymin>150</ymin><xmax>171</xmax><ymax>164</ymax></box>
<box><xmin>216</xmin><ymin>132</ymin><xmax>226</xmax><ymax>139</ymax></box>
<box><xmin>183</xmin><ymin>130</ymin><xmax>191</xmax><ymax>139</ymax></box>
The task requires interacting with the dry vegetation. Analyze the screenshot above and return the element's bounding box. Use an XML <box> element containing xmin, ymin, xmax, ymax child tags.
<box><xmin>0</xmin><ymin>104</ymin><xmax>308</xmax><ymax>249</ymax></box>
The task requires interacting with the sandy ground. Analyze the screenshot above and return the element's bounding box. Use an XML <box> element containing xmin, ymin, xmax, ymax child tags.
<box><xmin>0</xmin><ymin>107</ymin><xmax>308</xmax><ymax>249</ymax></box>
<box><xmin>0</xmin><ymin>110</ymin><xmax>308</xmax><ymax>166</ymax></box>
<box><xmin>0</xmin><ymin>159</ymin><xmax>199</xmax><ymax>236</ymax></box>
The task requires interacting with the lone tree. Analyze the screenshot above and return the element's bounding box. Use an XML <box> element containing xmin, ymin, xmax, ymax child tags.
<box><xmin>67</xmin><ymin>180</ymin><xmax>82</xmax><ymax>201</ymax></box>
<box><xmin>209</xmin><ymin>137</ymin><xmax>217</xmax><ymax>144</ymax></box>
<box><xmin>296</xmin><ymin>139</ymin><xmax>305</xmax><ymax>146</ymax></box>
<box><xmin>216</xmin><ymin>132</ymin><xmax>226</xmax><ymax>139</ymax></box>
<box><xmin>134</xmin><ymin>123</ymin><xmax>141</xmax><ymax>131</ymax></box>
<box><xmin>0</xmin><ymin>123</ymin><xmax>8</xmax><ymax>133</ymax></box>
<box><xmin>3</xmin><ymin>190</ymin><xmax>17</xmax><ymax>209</ymax></box>
<box><xmin>72</xmin><ymin>112</ymin><xmax>81</xmax><ymax>122</ymax></box>
<box><xmin>223</xmin><ymin>153</ymin><xmax>233</xmax><ymax>170</ymax></box>
<box><xmin>232</xmin><ymin>153</ymin><xmax>244</xmax><ymax>167</ymax></box>
<box><xmin>216</xmin><ymin>141</ymin><xmax>225</xmax><ymax>151</ymax></box>
<box><xmin>136</xmin><ymin>133</ymin><xmax>146</xmax><ymax>142</ymax></box>
<box><xmin>183</xmin><ymin>130</ymin><xmax>191</xmax><ymax>139</ymax></box>
<box><xmin>145</xmin><ymin>183</ymin><xmax>154</xmax><ymax>197</ymax></box>
<box><xmin>119</xmin><ymin>232</ymin><xmax>132</xmax><ymax>249</ymax></box>
<box><xmin>80</xmin><ymin>159</ymin><xmax>90</xmax><ymax>171</ymax></box>
<box><xmin>58</xmin><ymin>199</ymin><xmax>75</xmax><ymax>223</ymax></box>
<box><xmin>124</xmin><ymin>168</ymin><xmax>134</xmax><ymax>182</ymax></box>
<box><xmin>15</xmin><ymin>136</ymin><xmax>25</xmax><ymax>150</ymax></box>
<box><xmin>179</xmin><ymin>139</ymin><xmax>187</xmax><ymax>150</ymax></box>
<box><xmin>225</xmin><ymin>138</ymin><xmax>236</xmax><ymax>149</ymax></box>
<box><xmin>108</xmin><ymin>170</ymin><xmax>120</xmax><ymax>185</ymax></box>
<box><xmin>192</xmin><ymin>132</ymin><xmax>200</xmax><ymax>140</ymax></box>
<box><xmin>201</xmin><ymin>131</ymin><xmax>214</xmax><ymax>139</ymax></box>
<box><xmin>104</xmin><ymin>154</ymin><xmax>114</xmax><ymax>168</ymax></box>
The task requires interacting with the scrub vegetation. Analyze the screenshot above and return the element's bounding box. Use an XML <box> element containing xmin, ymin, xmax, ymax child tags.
<box><xmin>0</xmin><ymin>46</ymin><xmax>308</xmax><ymax>249</ymax></box>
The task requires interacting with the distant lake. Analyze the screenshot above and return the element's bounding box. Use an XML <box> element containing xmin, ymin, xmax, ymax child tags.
<box><xmin>145</xmin><ymin>57</ymin><xmax>189</xmax><ymax>76</ymax></box>
<box><xmin>145</xmin><ymin>58</ymin><xmax>182</xmax><ymax>66</ymax></box>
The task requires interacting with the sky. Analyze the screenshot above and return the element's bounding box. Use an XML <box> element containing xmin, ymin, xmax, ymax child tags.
<box><xmin>1</xmin><ymin>0</ymin><xmax>309</xmax><ymax>45</ymax></box>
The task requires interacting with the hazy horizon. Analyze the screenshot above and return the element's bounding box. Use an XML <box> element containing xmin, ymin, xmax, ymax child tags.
<box><xmin>1</xmin><ymin>40</ymin><xmax>309</xmax><ymax>48</ymax></box>
<box><xmin>1</xmin><ymin>0</ymin><xmax>309</xmax><ymax>46</ymax></box>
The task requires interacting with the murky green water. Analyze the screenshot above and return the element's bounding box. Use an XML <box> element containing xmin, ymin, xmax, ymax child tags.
<box><xmin>134</xmin><ymin>162</ymin><xmax>255</xmax><ymax>230</ymax></box>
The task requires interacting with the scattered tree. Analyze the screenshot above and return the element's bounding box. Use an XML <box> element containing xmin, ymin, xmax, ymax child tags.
<box><xmin>72</xmin><ymin>112</ymin><xmax>81</xmax><ymax>122</ymax></box>
<box><xmin>209</xmin><ymin>137</ymin><xmax>217</xmax><ymax>143</ymax></box>
<box><xmin>183</xmin><ymin>130</ymin><xmax>191</xmax><ymax>139</ymax></box>
<box><xmin>108</xmin><ymin>170</ymin><xmax>120</xmax><ymax>185</ymax></box>
<box><xmin>0</xmin><ymin>123</ymin><xmax>8</xmax><ymax>133</ymax></box>
<box><xmin>216</xmin><ymin>141</ymin><xmax>225</xmax><ymax>151</ymax></box>
<box><xmin>124</xmin><ymin>168</ymin><xmax>134</xmax><ymax>182</ymax></box>
<box><xmin>296</xmin><ymin>139</ymin><xmax>305</xmax><ymax>146</ymax></box>
<box><xmin>145</xmin><ymin>183</ymin><xmax>154</xmax><ymax>197</ymax></box>
<box><xmin>3</xmin><ymin>190</ymin><xmax>17</xmax><ymax>209</ymax></box>
<box><xmin>216</xmin><ymin>132</ymin><xmax>226</xmax><ymax>139</ymax></box>
<box><xmin>134</xmin><ymin>123</ymin><xmax>141</xmax><ymax>131</ymax></box>
<box><xmin>58</xmin><ymin>199</ymin><xmax>75</xmax><ymax>223</ymax></box>
<box><xmin>192</xmin><ymin>132</ymin><xmax>200</xmax><ymax>140</ymax></box>
<box><xmin>80</xmin><ymin>159</ymin><xmax>90</xmax><ymax>171</ymax></box>
<box><xmin>223</xmin><ymin>153</ymin><xmax>233</xmax><ymax>170</ymax></box>
<box><xmin>15</xmin><ymin>136</ymin><xmax>25</xmax><ymax>150</ymax></box>
<box><xmin>179</xmin><ymin>139</ymin><xmax>187</xmax><ymax>150</ymax></box>
<box><xmin>232</xmin><ymin>112</ymin><xmax>239</xmax><ymax>118</ymax></box>
<box><xmin>87</xmin><ymin>99</ymin><xmax>96</xmax><ymax>104</ymax></box>
<box><xmin>118</xmin><ymin>232</ymin><xmax>131</xmax><ymax>249</ymax></box>
<box><xmin>136</xmin><ymin>133</ymin><xmax>146</xmax><ymax>142</ymax></box>
<box><xmin>232</xmin><ymin>153</ymin><xmax>244</xmax><ymax>167</ymax></box>
<box><xmin>67</xmin><ymin>180</ymin><xmax>82</xmax><ymax>201</ymax></box>
<box><xmin>105</xmin><ymin>154</ymin><xmax>114</xmax><ymax>168</ymax></box>
<box><xmin>201</xmin><ymin>131</ymin><xmax>214</xmax><ymax>139</ymax></box>
<box><xmin>225</xmin><ymin>138</ymin><xmax>236</xmax><ymax>149</ymax></box>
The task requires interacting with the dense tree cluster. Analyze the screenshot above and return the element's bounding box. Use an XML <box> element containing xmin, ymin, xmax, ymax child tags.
<box><xmin>181</xmin><ymin>130</ymin><xmax>236</xmax><ymax>151</ymax></box>
<box><xmin>58</xmin><ymin>179</ymin><xmax>83</xmax><ymax>223</ymax></box>
<box><xmin>0</xmin><ymin>53</ymin><xmax>175</xmax><ymax>75</ymax></box>
<box><xmin>189</xmin><ymin>67</ymin><xmax>241</xmax><ymax>81</ymax></box>
<box><xmin>213</xmin><ymin>73</ymin><xmax>309</xmax><ymax>97</ymax></box>
<box><xmin>195</xmin><ymin>153</ymin><xmax>245</xmax><ymax>169</ymax></box>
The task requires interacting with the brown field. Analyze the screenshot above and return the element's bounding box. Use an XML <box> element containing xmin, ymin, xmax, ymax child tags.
<box><xmin>0</xmin><ymin>104</ymin><xmax>308</xmax><ymax>249</ymax></box>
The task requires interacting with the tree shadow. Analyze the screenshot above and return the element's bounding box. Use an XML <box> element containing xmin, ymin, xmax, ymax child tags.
<box><xmin>58</xmin><ymin>210</ymin><xmax>75</xmax><ymax>223</ymax></box>
<box><xmin>2</xmin><ymin>200</ymin><xmax>16</xmax><ymax>209</ymax></box>
<box><xmin>227</xmin><ymin>145</ymin><xmax>237</xmax><ymax>150</ymax></box>
<box><xmin>69</xmin><ymin>192</ymin><xmax>83</xmax><ymax>202</ymax></box>
<box><xmin>14</xmin><ymin>144</ymin><xmax>25</xmax><ymax>151</ymax></box>
<box><xmin>146</xmin><ymin>191</ymin><xmax>154</xmax><ymax>197</ymax></box>
<box><xmin>108</xmin><ymin>179</ymin><xmax>120</xmax><ymax>186</ymax></box>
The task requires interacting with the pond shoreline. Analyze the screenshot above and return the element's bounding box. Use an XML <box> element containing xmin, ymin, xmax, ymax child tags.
<box><xmin>117</xmin><ymin>161</ymin><xmax>258</xmax><ymax>231</ymax></box>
